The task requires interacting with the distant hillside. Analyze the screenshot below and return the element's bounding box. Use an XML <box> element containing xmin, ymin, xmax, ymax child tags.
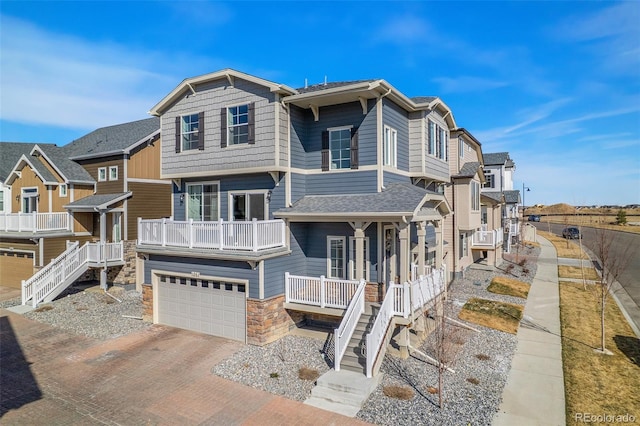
<box><xmin>528</xmin><ymin>203</ymin><xmax>576</xmax><ymax>215</ymax></box>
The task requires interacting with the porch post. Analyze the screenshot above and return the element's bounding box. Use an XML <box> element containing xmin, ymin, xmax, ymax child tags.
<box><xmin>398</xmin><ymin>222</ymin><xmax>410</xmax><ymax>284</ymax></box>
<box><xmin>434</xmin><ymin>221</ymin><xmax>443</xmax><ymax>269</ymax></box>
<box><xmin>417</xmin><ymin>221</ymin><xmax>426</xmax><ymax>277</ymax></box>
<box><xmin>354</xmin><ymin>222</ymin><xmax>365</xmax><ymax>281</ymax></box>
<box><xmin>100</xmin><ymin>210</ymin><xmax>107</xmax><ymax>290</ymax></box>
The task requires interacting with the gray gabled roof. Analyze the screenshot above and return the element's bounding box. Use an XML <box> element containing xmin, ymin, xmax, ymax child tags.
<box><xmin>35</xmin><ymin>144</ymin><xmax>94</xmax><ymax>184</ymax></box>
<box><xmin>483</xmin><ymin>152</ymin><xmax>511</xmax><ymax>166</ymax></box>
<box><xmin>504</xmin><ymin>190</ymin><xmax>520</xmax><ymax>204</ymax></box>
<box><xmin>482</xmin><ymin>191</ymin><xmax>504</xmax><ymax>203</ymax></box>
<box><xmin>63</xmin><ymin>117</ymin><xmax>160</xmax><ymax>159</ymax></box>
<box><xmin>453</xmin><ymin>162</ymin><xmax>482</xmax><ymax>179</ymax></box>
<box><xmin>275</xmin><ymin>183</ymin><xmax>449</xmax><ymax>219</ymax></box>
<box><xmin>64</xmin><ymin>192</ymin><xmax>132</xmax><ymax>211</ymax></box>
<box><xmin>19</xmin><ymin>154</ymin><xmax>59</xmax><ymax>184</ymax></box>
<box><xmin>296</xmin><ymin>80</ymin><xmax>376</xmax><ymax>94</ymax></box>
<box><xmin>0</xmin><ymin>142</ymin><xmax>53</xmax><ymax>181</ymax></box>
<box><xmin>410</xmin><ymin>96</ymin><xmax>437</xmax><ymax>104</ymax></box>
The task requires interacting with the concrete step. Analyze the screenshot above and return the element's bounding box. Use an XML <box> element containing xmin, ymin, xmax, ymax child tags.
<box><xmin>340</xmin><ymin>354</ymin><xmax>365</xmax><ymax>373</ymax></box>
<box><xmin>5</xmin><ymin>304</ymin><xmax>34</xmax><ymax>314</ymax></box>
<box><xmin>304</xmin><ymin>370</ymin><xmax>383</xmax><ymax>417</ymax></box>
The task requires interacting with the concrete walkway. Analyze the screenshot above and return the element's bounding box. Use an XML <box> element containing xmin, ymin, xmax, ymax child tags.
<box><xmin>493</xmin><ymin>236</ymin><xmax>566</xmax><ymax>426</ymax></box>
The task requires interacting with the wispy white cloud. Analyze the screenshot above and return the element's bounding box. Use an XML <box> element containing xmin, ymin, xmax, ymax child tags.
<box><xmin>0</xmin><ymin>15</ymin><xmax>175</xmax><ymax>130</ymax></box>
<box><xmin>431</xmin><ymin>76</ymin><xmax>509</xmax><ymax>94</ymax></box>
<box><xmin>375</xmin><ymin>15</ymin><xmax>432</xmax><ymax>43</ymax></box>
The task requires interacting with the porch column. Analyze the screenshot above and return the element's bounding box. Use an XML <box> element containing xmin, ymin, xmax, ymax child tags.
<box><xmin>434</xmin><ymin>221</ymin><xmax>443</xmax><ymax>269</ymax></box>
<box><xmin>416</xmin><ymin>221</ymin><xmax>426</xmax><ymax>277</ymax></box>
<box><xmin>354</xmin><ymin>224</ymin><xmax>365</xmax><ymax>281</ymax></box>
<box><xmin>398</xmin><ymin>221</ymin><xmax>410</xmax><ymax>284</ymax></box>
<box><xmin>100</xmin><ymin>210</ymin><xmax>107</xmax><ymax>290</ymax></box>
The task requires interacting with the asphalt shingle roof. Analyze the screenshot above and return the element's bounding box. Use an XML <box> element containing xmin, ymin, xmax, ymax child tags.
<box><xmin>65</xmin><ymin>192</ymin><xmax>131</xmax><ymax>209</ymax></box>
<box><xmin>63</xmin><ymin>117</ymin><xmax>160</xmax><ymax>158</ymax></box>
<box><xmin>453</xmin><ymin>162</ymin><xmax>481</xmax><ymax>178</ymax></box>
<box><xmin>295</xmin><ymin>80</ymin><xmax>376</xmax><ymax>94</ymax></box>
<box><xmin>275</xmin><ymin>183</ymin><xmax>442</xmax><ymax>217</ymax></box>
<box><xmin>0</xmin><ymin>142</ymin><xmax>53</xmax><ymax>181</ymax></box>
<box><xmin>37</xmin><ymin>144</ymin><xmax>94</xmax><ymax>183</ymax></box>
<box><xmin>482</xmin><ymin>191</ymin><xmax>503</xmax><ymax>203</ymax></box>
<box><xmin>483</xmin><ymin>152</ymin><xmax>511</xmax><ymax>166</ymax></box>
<box><xmin>410</xmin><ymin>96</ymin><xmax>437</xmax><ymax>104</ymax></box>
<box><xmin>504</xmin><ymin>190</ymin><xmax>520</xmax><ymax>204</ymax></box>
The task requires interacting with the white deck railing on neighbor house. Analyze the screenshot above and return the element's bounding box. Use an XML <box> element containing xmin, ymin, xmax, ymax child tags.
<box><xmin>365</xmin><ymin>265</ymin><xmax>447</xmax><ymax>377</ymax></box>
<box><xmin>22</xmin><ymin>241</ymin><xmax>123</xmax><ymax>308</ymax></box>
<box><xmin>1</xmin><ymin>212</ymin><xmax>72</xmax><ymax>233</ymax></box>
<box><xmin>334</xmin><ymin>280</ymin><xmax>366</xmax><ymax>372</ymax></box>
<box><xmin>137</xmin><ymin>218</ymin><xmax>286</xmax><ymax>252</ymax></box>
<box><xmin>284</xmin><ymin>273</ymin><xmax>363</xmax><ymax>309</ymax></box>
<box><xmin>471</xmin><ymin>227</ymin><xmax>504</xmax><ymax>248</ymax></box>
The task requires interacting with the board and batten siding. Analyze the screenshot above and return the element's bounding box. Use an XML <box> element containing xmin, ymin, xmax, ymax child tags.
<box><xmin>127</xmin><ymin>181</ymin><xmax>172</xmax><ymax>240</ymax></box>
<box><xmin>145</xmin><ymin>255</ymin><xmax>260</xmax><ymax>298</ymax></box>
<box><xmin>382</xmin><ymin>98</ymin><xmax>410</xmax><ymax>172</ymax></box>
<box><xmin>161</xmin><ymin>79</ymin><xmax>278</xmax><ymax>177</ymax></box>
<box><xmin>128</xmin><ymin>138</ymin><xmax>162</xmax><ymax>180</ymax></box>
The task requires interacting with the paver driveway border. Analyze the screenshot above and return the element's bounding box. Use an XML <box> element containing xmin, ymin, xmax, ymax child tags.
<box><xmin>0</xmin><ymin>308</ymin><xmax>368</xmax><ymax>425</ymax></box>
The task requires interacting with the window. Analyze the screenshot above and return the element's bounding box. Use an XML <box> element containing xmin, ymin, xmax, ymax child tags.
<box><xmin>471</xmin><ymin>181</ymin><xmax>480</xmax><ymax>211</ymax></box>
<box><xmin>483</xmin><ymin>174</ymin><xmax>494</xmax><ymax>189</ymax></box>
<box><xmin>109</xmin><ymin>166</ymin><xmax>118</xmax><ymax>181</ymax></box>
<box><xmin>230</xmin><ymin>192</ymin><xmax>266</xmax><ymax>221</ymax></box>
<box><xmin>181</xmin><ymin>113</ymin><xmax>200</xmax><ymax>151</ymax></box>
<box><xmin>329</xmin><ymin>128</ymin><xmax>351</xmax><ymax>169</ymax></box>
<box><xmin>383</xmin><ymin>126</ymin><xmax>397</xmax><ymax>167</ymax></box>
<box><xmin>228</xmin><ymin>104</ymin><xmax>249</xmax><ymax>145</ymax></box>
<box><xmin>439</xmin><ymin>128</ymin><xmax>447</xmax><ymax>161</ymax></box>
<box><xmin>428</xmin><ymin>121</ymin><xmax>436</xmax><ymax>155</ymax></box>
<box><xmin>98</xmin><ymin>167</ymin><xmax>107</xmax><ymax>182</ymax></box>
<box><xmin>186</xmin><ymin>183</ymin><xmax>219</xmax><ymax>221</ymax></box>
<box><xmin>0</xmin><ymin>190</ymin><xmax>4</xmax><ymax>212</ymax></box>
<box><xmin>59</xmin><ymin>184</ymin><xmax>67</xmax><ymax>197</ymax></box>
<box><xmin>327</xmin><ymin>236</ymin><xmax>346</xmax><ymax>279</ymax></box>
<box><xmin>459</xmin><ymin>139</ymin><xmax>465</xmax><ymax>158</ymax></box>
<box><xmin>349</xmin><ymin>237</ymin><xmax>370</xmax><ymax>280</ymax></box>
<box><xmin>459</xmin><ymin>232</ymin><xmax>467</xmax><ymax>259</ymax></box>
<box><xmin>21</xmin><ymin>188</ymin><xmax>38</xmax><ymax>213</ymax></box>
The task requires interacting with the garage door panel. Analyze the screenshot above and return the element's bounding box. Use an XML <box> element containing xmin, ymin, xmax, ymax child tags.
<box><xmin>0</xmin><ymin>251</ymin><xmax>35</xmax><ymax>289</ymax></box>
<box><xmin>157</xmin><ymin>274</ymin><xmax>246</xmax><ymax>342</ymax></box>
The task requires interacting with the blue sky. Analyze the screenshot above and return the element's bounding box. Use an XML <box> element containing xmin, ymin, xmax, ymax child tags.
<box><xmin>1</xmin><ymin>1</ymin><xmax>638</xmax><ymax>206</ymax></box>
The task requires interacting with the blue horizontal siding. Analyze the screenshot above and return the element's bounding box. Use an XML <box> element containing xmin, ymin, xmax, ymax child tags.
<box><xmin>383</xmin><ymin>171</ymin><xmax>410</xmax><ymax>187</ymax></box>
<box><xmin>305</xmin><ymin>170</ymin><xmax>377</xmax><ymax>195</ymax></box>
<box><xmin>263</xmin><ymin>222</ymin><xmax>307</xmax><ymax>298</ymax></box>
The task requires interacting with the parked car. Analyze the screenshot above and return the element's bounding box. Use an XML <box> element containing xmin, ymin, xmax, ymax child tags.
<box><xmin>562</xmin><ymin>227</ymin><xmax>581</xmax><ymax>239</ymax></box>
<box><xmin>528</xmin><ymin>215</ymin><xmax>541</xmax><ymax>222</ymax></box>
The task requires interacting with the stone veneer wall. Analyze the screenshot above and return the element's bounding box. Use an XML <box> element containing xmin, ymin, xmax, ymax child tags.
<box><xmin>365</xmin><ymin>282</ymin><xmax>383</xmax><ymax>303</ymax></box>
<box><xmin>109</xmin><ymin>240</ymin><xmax>137</xmax><ymax>286</ymax></box>
<box><xmin>246</xmin><ymin>295</ymin><xmax>298</xmax><ymax>346</ymax></box>
<box><xmin>142</xmin><ymin>283</ymin><xmax>153</xmax><ymax>321</ymax></box>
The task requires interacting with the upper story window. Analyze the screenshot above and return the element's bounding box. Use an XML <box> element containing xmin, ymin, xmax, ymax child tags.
<box><xmin>109</xmin><ymin>166</ymin><xmax>118</xmax><ymax>181</ymax></box>
<box><xmin>459</xmin><ymin>139</ymin><xmax>465</xmax><ymax>158</ymax></box>
<box><xmin>22</xmin><ymin>188</ymin><xmax>38</xmax><ymax>213</ymax></box>
<box><xmin>322</xmin><ymin>127</ymin><xmax>358</xmax><ymax>171</ymax></box>
<box><xmin>383</xmin><ymin>126</ymin><xmax>397</xmax><ymax>168</ymax></box>
<box><xmin>428</xmin><ymin>120</ymin><xmax>448</xmax><ymax>161</ymax></box>
<box><xmin>186</xmin><ymin>182</ymin><xmax>219</xmax><ymax>221</ymax></box>
<box><xmin>471</xmin><ymin>181</ymin><xmax>480</xmax><ymax>211</ymax></box>
<box><xmin>230</xmin><ymin>191</ymin><xmax>267</xmax><ymax>221</ymax></box>
<box><xmin>180</xmin><ymin>113</ymin><xmax>201</xmax><ymax>151</ymax></box>
<box><xmin>98</xmin><ymin>167</ymin><xmax>107</xmax><ymax>182</ymax></box>
<box><xmin>428</xmin><ymin>121</ymin><xmax>436</xmax><ymax>156</ymax></box>
<box><xmin>59</xmin><ymin>184</ymin><xmax>67</xmax><ymax>197</ymax></box>
<box><xmin>221</xmin><ymin>103</ymin><xmax>255</xmax><ymax>147</ymax></box>
<box><xmin>483</xmin><ymin>174</ymin><xmax>494</xmax><ymax>189</ymax></box>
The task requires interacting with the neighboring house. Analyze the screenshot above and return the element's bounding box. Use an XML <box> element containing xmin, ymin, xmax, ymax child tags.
<box><xmin>447</xmin><ymin>129</ymin><xmax>504</xmax><ymax>273</ymax></box>
<box><xmin>0</xmin><ymin>118</ymin><xmax>170</xmax><ymax>303</ymax></box>
<box><xmin>481</xmin><ymin>152</ymin><xmax>520</xmax><ymax>222</ymax></box>
<box><xmin>137</xmin><ymin>69</ymin><xmax>459</xmax><ymax>378</ymax></box>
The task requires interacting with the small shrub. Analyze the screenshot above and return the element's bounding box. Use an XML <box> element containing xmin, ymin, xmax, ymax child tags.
<box><xmin>34</xmin><ymin>305</ymin><xmax>54</xmax><ymax>313</ymax></box>
<box><xmin>298</xmin><ymin>367</ymin><xmax>320</xmax><ymax>381</ymax></box>
<box><xmin>383</xmin><ymin>385</ymin><xmax>414</xmax><ymax>400</ymax></box>
<box><xmin>505</xmin><ymin>264</ymin><xmax>515</xmax><ymax>274</ymax></box>
<box><xmin>475</xmin><ymin>354</ymin><xmax>490</xmax><ymax>361</ymax></box>
<box><xmin>269</xmin><ymin>372</ymin><xmax>279</xmax><ymax>378</ymax></box>
<box><xmin>426</xmin><ymin>386</ymin><xmax>439</xmax><ymax>395</ymax></box>
<box><xmin>522</xmin><ymin>267</ymin><xmax>530</xmax><ymax>276</ymax></box>
<box><xmin>467</xmin><ymin>377</ymin><xmax>480</xmax><ymax>385</ymax></box>
<box><xmin>518</xmin><ymin>259</ymin><xmax>527</xmax><ymax>267</ymax></box>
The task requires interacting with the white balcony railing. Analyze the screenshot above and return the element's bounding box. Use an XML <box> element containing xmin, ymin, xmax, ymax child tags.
<box><xmin>471</xmin><ymin>227</ymin><xmax>504</xmax><ymax>248</ymax></box>
<box><xmin>1</xmin><ymin>212</ymin><xmax>72</xmax><ymax>233</ymax></box>
<box><xmin>285</xmin><ymin>273</ymin><xmax>362</xmax><ymax>309</ymax></box>
<box><xmin>137</xmin><ymin>218</ymin><xmax>286</xmax><ymax>252</ymax></box>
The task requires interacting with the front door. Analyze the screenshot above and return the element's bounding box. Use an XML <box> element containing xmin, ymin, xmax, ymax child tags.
<box><xmin>383</xmin><ymin>225</ymin><xmax>397</xmax><ymax>284</ymax></box>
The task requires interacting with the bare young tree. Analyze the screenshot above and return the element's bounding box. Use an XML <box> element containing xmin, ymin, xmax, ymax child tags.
<box><xmin>590</xmin><ymin>227</ymin><xmax>633</xmax><ymax>354</ymax></box>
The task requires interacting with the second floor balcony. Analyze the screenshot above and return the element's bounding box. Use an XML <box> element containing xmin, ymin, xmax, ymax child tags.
<box><xmin>0</xmin><ymin>212</ymin><xmax>72</xmax><ymax>234</ymax></box>
<box><xmin>471</xmin><ymin>227</ymin><xmax>504</xmax><ymax>249</ymax></box>
<box><xmin>137</xmin><ymin>217</ymin><xmax>286</xmax><ymax>253</ymax></box>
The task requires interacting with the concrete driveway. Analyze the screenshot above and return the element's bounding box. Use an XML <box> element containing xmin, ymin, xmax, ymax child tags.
<box><xmin>0</xmin><ymin>308</ymin><xmax>367</xmax><ymax>425</ymax></box>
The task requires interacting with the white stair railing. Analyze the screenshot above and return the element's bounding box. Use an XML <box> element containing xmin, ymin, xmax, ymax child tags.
<box><xmin>334</xmin><ymin>279</ymin><xmax>366</xmax><ymax>371</ymax></box>
<box><xmin>22</xmin><ymin>241</ymin><xmax>124</xmax><ymax>307</ymax></box>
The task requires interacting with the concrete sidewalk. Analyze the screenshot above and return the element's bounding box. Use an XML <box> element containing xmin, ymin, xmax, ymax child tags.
<box><xmin>493</xmin><ymin>236</ymin><xmax>566</xmax><ymax>426</ymax></box>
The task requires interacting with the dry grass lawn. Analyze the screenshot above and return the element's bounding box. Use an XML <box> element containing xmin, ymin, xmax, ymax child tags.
<box><xmin>557</xmin><ymin>265</ymin><xmax>600</xmax><ymax>281</ymax></box>
<box><xmin>458</xmin><ymin>298</ymin><xmax>524</xmax><ymax>334</ymax></box>
<box><xmin>538</xmin><ymin>231</ymin><xmax>589</xmax><ymax>259</ymax></box>
<box><xmin>559</xmin><ymin>281</ymin><xmax>640</xmax><ymax>422</ymax></box>
<box><xmin>487</xmin><ymin>276</ymin><xmax>530</xmax><ymax>299</ymax></box>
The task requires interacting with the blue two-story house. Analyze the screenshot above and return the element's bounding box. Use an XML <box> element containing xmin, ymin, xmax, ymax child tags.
<box><xmin>137</xmin><ymin>69</ymin><xmax>464</xmax><ymax>376</ymax></box>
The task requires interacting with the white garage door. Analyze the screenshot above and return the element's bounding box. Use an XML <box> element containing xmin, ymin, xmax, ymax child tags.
<box><xmin>156</xmin><ymin>274</ymin><xmax>246</xmax><ymax>342</ymax></box>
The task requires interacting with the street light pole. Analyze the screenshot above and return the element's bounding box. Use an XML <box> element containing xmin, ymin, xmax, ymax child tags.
<box><xmin>522</xmin><ymin>183</ymin><xmax>530</xmax><ymax>221</ymax></box>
